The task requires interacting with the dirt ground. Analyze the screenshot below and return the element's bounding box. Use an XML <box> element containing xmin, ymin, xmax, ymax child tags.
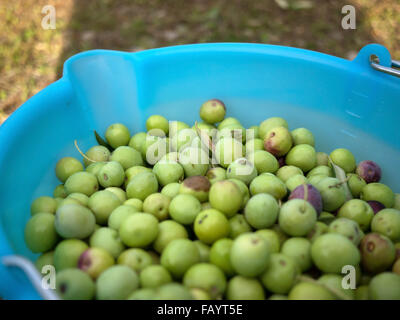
<box><xmin>0</xmin><ymin>0</ymin><xmax>399</xmax><ymax>124</ymax></box>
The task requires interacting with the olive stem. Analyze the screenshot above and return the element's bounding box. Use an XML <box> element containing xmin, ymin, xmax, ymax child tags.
<box><xmin>296</xmin><ymin>275</ymin><xmax>352</xmax><ymax>300</ymax></box>
<box><xmin>328</xmin><ymin>176</ymin><xmax>351</xmax><ymax>189</ymax></box>
<box><xmin>74</xmin><ymin>140</ymin><xmax>96</xmax><ymax>163</ymax></box>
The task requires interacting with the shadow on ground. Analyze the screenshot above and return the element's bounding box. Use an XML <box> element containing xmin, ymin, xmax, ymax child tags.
<box><xmin>56</xmin><ymin>0</ymin><xmax>375</xmax><ymax>77</ymax></box>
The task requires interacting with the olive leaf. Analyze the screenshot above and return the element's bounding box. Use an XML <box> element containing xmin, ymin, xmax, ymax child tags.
<box><xmin>329</xmin><ymin>157</ymin><xmax>353</xmax><ymax>201</ymax></box>
<box><xmin>94</xmin><ymin>130</ymin><xmax>114</xmax><ymax>151</ymax></box>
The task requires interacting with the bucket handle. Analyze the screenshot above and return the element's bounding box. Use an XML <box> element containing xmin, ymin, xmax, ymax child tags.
<box><xmin>2</xmin><ymin>255</ymin><xmax>60</xmax><ymax>300</ymax></box>
<box><xmin>370</xmin><ymin>55</ymin><xmax>400</xmax><ymax>78</ymax></box>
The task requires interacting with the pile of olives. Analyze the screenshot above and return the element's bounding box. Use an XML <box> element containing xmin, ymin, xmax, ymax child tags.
<box><xmin>25</xmin><ymin>99</ymin><xmax>400</xmax><ymax>300</ymax></box>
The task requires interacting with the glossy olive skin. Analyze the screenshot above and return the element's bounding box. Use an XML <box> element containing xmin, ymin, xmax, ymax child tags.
<box><xmin>54</xmin><ymin>204</ymin><xmax>96</xmax><ymax>239</ymax></box>
<box><xmin>96</xmin><ymin>265</ymin><xmax>139</xmax><ymax>300</ymax></box>
<box><xmin>161</xmin><ymin>239</ymin><xmax>200</xmax><ymax>278</ymax></box>
<box><xmin>23</xmin><ymin>106</ymin><xmax>400</xmax><ymax>302</ymax></box>
<box><xmin>311</xmin><ymin>233</ymin><xmax>360</xmax><ymax>274</ymax></box>
<box><xmin>55</xmin><ymin>157</ymin><xmax>84</xmax><ymax>183</ymax></box>
<box><xmin>200</xmin><ymin>99</ymin><xmax>226</xmax><ymax>124</ymax></box>
<box><xmin>105</xmin><ymin>123</ymin><xmax>131</xmax><ymax>149</ymax></box>
<box><xmin>194</xmin><ymin>209</ymin><xmax>230</xmax><ymax>245</ymax></box>
<box><xmin>25</xmin><ymin>213</ymin><xmax>59</xmax><ymax>253</ymax></box>
<box><xmin>230</xmin><ymin>233</ymin><xmax>271</xmax><ymax>277</ymax></box>
<box><xmin>56</xmin><ymin>269</ymin><xmax>95</xmax><ymax>300</ymax></box>
<box><xmin>119</xmin><ymin>213</ymin><xmax>159</xmax><ymax>248</ymax></box>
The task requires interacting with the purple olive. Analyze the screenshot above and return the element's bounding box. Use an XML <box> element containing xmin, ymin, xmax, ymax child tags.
<box><xmin>277</xmin><ymin>156</ymin><xmax>286</xmax><ymax>168</ymax></box>
<box><xmin>359</xmin><ymin>233</ymin><xmax>395</xmax><ymax>274</ymax></box>
<box><xmin>331</xmin><ymin>208</ymin><xmax>339</xmax><ymax>216</ymax></box>
<box><xmin>367</xmin><ymin>200</ymin><xmax>385</xmax><ymax>214</ymax></box>
<box><xmin>289</xmin><ymin>184</ymin><xmax>323</xmax><ymax>216</ymax></box>
<box><xmin>356</xmin><ymin>160</ymin><xmax>382</xmax><ymax>183</ymax></box>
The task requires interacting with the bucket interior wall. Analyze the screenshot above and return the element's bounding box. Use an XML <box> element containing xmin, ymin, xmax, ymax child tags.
<box><xmin>0</xmin><ymin>44</ymin><xmax>399</xmax><ymax>262</ymax></box>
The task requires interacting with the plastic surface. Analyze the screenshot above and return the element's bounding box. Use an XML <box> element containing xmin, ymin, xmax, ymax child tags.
<box><xmin>0</xmin><ymin>43</ymin><xmax>399</xmax><ymax>299</ymax></box>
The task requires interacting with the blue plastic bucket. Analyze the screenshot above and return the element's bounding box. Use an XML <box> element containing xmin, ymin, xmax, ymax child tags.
<box><xmin>0</xmin><ymin>43</ymin><xmax>399</xmax><ymax>299</ymax></box>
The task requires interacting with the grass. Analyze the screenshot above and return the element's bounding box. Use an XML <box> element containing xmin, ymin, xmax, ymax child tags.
<box><xmin>0</xmin><ymin>0</ymin><xmax>73</xmax><ymax>123</ymax></box>
<box><xmin>0</xmin><ymin>0</ymin><xmax>399</xmax><ymax>124</ymax></box>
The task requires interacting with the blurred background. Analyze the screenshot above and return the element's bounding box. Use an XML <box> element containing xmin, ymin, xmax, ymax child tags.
<box><xmin>0</xmin><ymin>0</ymin><xmax>399</xmax><ymax>124</ymax></box>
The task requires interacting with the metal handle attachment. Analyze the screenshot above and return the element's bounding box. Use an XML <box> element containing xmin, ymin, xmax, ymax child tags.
<box><xmin>370</xmin><ymin>55</ymin><xmax>400</xmax><ymax>78</ymax></box>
